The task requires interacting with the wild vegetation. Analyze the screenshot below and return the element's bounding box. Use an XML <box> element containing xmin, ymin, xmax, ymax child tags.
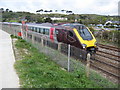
<box><xmin>12</xmin><ymin>36</ymin><xmax>117</xmax><ymax>88</ymax></box>
<box><xmin>89</xmin><ymin>27</ymin><xmax>120</xmax><ymax>47</ymax></box>
<box><xmin>0</xmin><ymin>8</ymin><xmax>119</xmax><ymax>24</ymax></box>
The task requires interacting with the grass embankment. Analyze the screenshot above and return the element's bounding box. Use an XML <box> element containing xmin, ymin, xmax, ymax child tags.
<box><xmin>13</xmin><ymin>37</ymin><xmax>117</xmax><ymax>88</ymax></box>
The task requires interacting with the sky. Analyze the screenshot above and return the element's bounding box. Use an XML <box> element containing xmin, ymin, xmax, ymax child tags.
<box><xmin>0</xmin><ymin>0</ymin><xmax>119</xmax><ymax>15</ymax></box>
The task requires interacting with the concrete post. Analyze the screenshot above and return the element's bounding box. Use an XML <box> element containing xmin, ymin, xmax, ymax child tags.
<box><xmin>68</xmin><ymin>44</ymin><xmax>70</xmax><ymax>72</ymax></box>
<box><xmin>32</xmin><ymin>34</ymin><xmax>34</xmax><ymax>44</ymax></box>
<box><xmin>58</xmin><ymin>43</ymin><xmax>62</xmax><ymax>51</ymax></box>
<box><xmin>41</xmin><ymin>38</ymin><xmax>44</xmax><ymax>46</ymax></box>
<box><xmin>26</xmin><ymin>31</ymin><xmax>28</xmax><ymax>40</ymax></box>
<box><xmin>112</xmin><ymin>32</ymin><xmax>114</xmax><ymax>41</ymax></box>
<box><xmin>21</xmin><ymin>28</ymin><xmax>24</xmax><ymax>39</ymax></box>
<box><xmin>86</xmin><ymin>53</ymin><xmax>91</xmax><ymax>78</ymax></box>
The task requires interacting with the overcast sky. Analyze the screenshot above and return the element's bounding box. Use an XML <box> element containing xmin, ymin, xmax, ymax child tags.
<box><xmin>0</xmin><ymin>0</ymin><xmax>119</xmax><ymax>15</ymax></box>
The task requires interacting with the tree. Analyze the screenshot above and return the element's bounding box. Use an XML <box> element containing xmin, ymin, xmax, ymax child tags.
<box><xmin>55</xmin><ymin>10</ymin><xmax>58</xmax><ymax>12</ymax></box>
<box><xmin>49</xmin><ymin>10</ymin><xmax>52</xmax><ymax>12</ymax></box>
<box><xmin>6</xmin><ymin>8</ymin><xmax>9</xmax><ymax>12</ymax></box>
<box><xmin>25</xmin><ymin>15</ymin><xmax>31</xmax><ymax>22</ymax></box>
<box><xmin>36</xmin><ymin>9</ymin><xmax>43</xmax><ymax>13</ymax></box>
<box><xmin>44</xmin><ymin>17</ymin><xmax>52</xmax><ymax>23</ymax></box>
<box><xmin>9</xmin><ymin>10</ymin><xmax>13</xmax><ymax>12</ymax></box>
<box><xmin>66</xmin><ymin>11</ymin><xmax>72</xmax><ymax>14</ymax></box>
<box><xmin>0</xmin><ymin>8</ymin><xmax>4</xmax><ymax>11</ymax></box>
<box><xmin>44</xmin><ymin>10</ymin><xmax>48</xmax><ymax>12</ymax></box>
<box><xmin>61</xmin><ymin>10</ymin><xmax>65</xmax><ymax>12</ymax></box>
<box><xmin>36</xmin><ymin>17</ymin><xmax>44</xmax><ymax>23</ymax></box>
<box><xmin>0</xmin><ymin>8</ymin><xmax>4</xmax><ymax>12</ymax></box>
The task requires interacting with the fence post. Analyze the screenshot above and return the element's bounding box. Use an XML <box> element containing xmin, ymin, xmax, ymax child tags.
<box><xmin>112</xmin><ymin>32</ymin><xmax>114</xmax><ymax>42</ymax></box>
<box><xmin>25</xmin><ymin>31</ymin><xmax>28</xmax><ymax>40</ymax></box>
<box><xmin>101</xmin><ymin>32</ymin><xmax>103</xmax><ymax>39</ymax></box>
<box><xmin>86</xmin><ymin>53</ymin><xmax>91</xmax><ymax>78</ymax></box>
<box><xmin>32</xmin><ymin>34</ymin><xmax>34</xmax><ymax>44</ymax></box>
<box><xmin>41</xmin><ymin>37</ymin><xmax>44</xmax><ymax>46</ymax></box>
<box><xmin>21</xmin><ymin>28</ymin><xmax>24</xmax><ymax>39</ymax></box>
<box><xmin>68</xmin><ymin>44</ymin><xmax>70</xmax><ymax>72</ymax></box>
<box><xmin>58</xmin><ymin>43</ymin><xmax>62</xmax><ymax>51</ymax></box>
<box><xmin>14</xmin><ymin>30</ymin><xmax>16</xmax><ymax>36</ymax></box>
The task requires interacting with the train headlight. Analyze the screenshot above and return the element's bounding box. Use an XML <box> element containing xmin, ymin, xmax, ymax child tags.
<box><xmin>82</xmin><ymin>44</ymin><xmax>86</xmax><ymax>49</ymax></box>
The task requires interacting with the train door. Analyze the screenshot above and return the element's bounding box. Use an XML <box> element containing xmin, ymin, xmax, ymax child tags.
<box><xmin>53</xmin><ymin>29</ymin><xmax>57</xmax><ymax>42</ymax></box>
<box><xmin>55</xmin><ymin>29</ymin><xmax>63</xmax><ymax>42</ymax></box>
<box><xmin>50</xmin><ymin>28</ymin><xmax>54</xmax><ymax>41</ymax></box>
<box><xmin>67</xmin><ymin>30</ymin><xmax>76</xmax><ymax>45</ymax></box>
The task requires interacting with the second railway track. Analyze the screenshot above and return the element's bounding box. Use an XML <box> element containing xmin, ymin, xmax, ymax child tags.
<box><xmin>97</xmin><ymin>43</ymin><xmax>120</xmax><ymax>52</ymax></box>
<box><xmin>88</xmin><ymin>43</ymin><xmax>120</xmax><ymax>83</ymax></box>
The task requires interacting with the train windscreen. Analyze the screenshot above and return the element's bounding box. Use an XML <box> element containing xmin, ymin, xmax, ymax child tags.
<box><xmin>76</xmin><ymin>25</ymin><xmax>93</xmax><ymax>40</ymax></box>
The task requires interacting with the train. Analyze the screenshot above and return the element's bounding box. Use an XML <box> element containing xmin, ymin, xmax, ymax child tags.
<box><xmin>2</xmin><ymin>22</ymin><xmax>97</xmax><ymax>53</ymax></box>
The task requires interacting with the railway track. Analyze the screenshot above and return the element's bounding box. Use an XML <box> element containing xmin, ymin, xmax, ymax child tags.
<box><xmin>96</xmin><ymin>50</ymin><xmax>120</xmax><ymax>62</ymax></box>
<box><xmin>89</xmin><ymin>43</ymin><xmax>120</xmax><ymax>83</ymax></box>
<box><xmin>97</xmin><ymin>43</ymin><xmax>120</xmax><ymax>52</ymax></box>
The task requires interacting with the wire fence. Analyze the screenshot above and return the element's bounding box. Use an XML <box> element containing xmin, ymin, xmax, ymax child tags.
<box><xmin>2</xmin><ymin>24</ymin><xmax>118</xmax><ymax>87</ymax></box>
<box><xmin>2</xmin><ymin>24</ymin><xmax>88</xmax><ymax>71</ymax></box>
<box><xmin>25</xmin><ymin>30</ymin><xmax>88</xmax><ymax>72</ymax></box>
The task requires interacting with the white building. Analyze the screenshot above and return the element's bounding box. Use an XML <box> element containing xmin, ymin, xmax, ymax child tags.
<box><xmin>50</xmin><ymin>17</ymin><xmax>68</xmax><ymax>20</ymax></box>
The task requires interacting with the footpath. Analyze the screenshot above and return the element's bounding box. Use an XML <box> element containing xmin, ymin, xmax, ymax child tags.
<box><xmin>0</xmin><ymin>30</ymin><xmax>19</xmax><ymax>89</ymax></box>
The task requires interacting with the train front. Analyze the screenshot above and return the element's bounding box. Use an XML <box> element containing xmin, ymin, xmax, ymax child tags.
<box><xmin>73</xmin><ymin>24</ymin><xmax>97</xmax><ymax>53</ymax></box>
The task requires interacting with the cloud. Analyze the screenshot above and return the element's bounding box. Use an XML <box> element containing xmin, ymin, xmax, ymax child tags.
<box><xmin>0</xmin><ymin>0</ymin><xmax>119</xmax><ymax>15</ymax></box>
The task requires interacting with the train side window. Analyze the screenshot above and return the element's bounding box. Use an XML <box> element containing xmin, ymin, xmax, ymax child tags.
<box><xmin>35</xmin><ymin>27</ymin><xmax>37</xmax><ymax>32</ymax></box>
<box><xmin>55</xmin><ymin>30</ymin><xmax>58</xmax><ymax>34</ymax></box>
<box><xmin>24</xmin><ymin>26</ymin><xmax>26</xmax><ymax>30</ymax></box>
<box><xmin>45</xmin><ymin>29</ymin><xmax>49</xmax><ymax>35</ymax></box>
<box><xmin>39</xmin><ymin>28</ymin><xmax>41</xmax><ymax>33</ymax></box>
<box><xmin>32</xmin><ymin>27</ymin><xmax>34</xmax><ymax>31</ymax></box>
<box><xmin>43</xmin><ymin>28</ymin><xmax>45</xmax><ymax>34</ymax></box>
<box><xmin>68</xmin><ymin>31</ymin><xmax>74</xmax><ymax>37</ymax></box>
<box><xmin>28</xmin><ymin>27</ymin><xmax>30</xmax><ymax>30</ymax></box>
<box><xmin>37</xmin><ymin>28</ymin><xmax>39</xmax><ymax>32</ymax></box>
<box><xmin>41</xmin><ymin>28</ymin><xmax>43</xmax><ymax>34</ymax></box>
<box><xmin>29</xmin><ymin>27</ymin><xmax>32</xmax><ymax>31</ymax></box>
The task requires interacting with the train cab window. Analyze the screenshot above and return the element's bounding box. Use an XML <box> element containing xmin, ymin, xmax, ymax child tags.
<box><xmin>68</xmin><ymin>31</ymin><xmax>73</xmax><ymax>37</ymax></box>
<box><xmin>77</xmin><ymin>25</ymin><xmax>93</xmax><ymax>40</ymax></box>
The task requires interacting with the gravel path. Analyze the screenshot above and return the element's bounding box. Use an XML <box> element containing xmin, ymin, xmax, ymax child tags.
<box><xmin>0</xmin><ymin>30</ymin><xmax>19</xmax><ymax>89</ymax></box>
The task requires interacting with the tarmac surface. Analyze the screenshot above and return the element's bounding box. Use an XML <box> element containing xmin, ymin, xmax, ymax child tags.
<box><xmin>0</xmin><ymin>30</ymin><xmax>19</xmax><ymax>89</ymax></box>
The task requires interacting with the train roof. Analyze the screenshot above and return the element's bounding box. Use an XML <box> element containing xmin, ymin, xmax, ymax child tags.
<box><xmin>54</xmin><ymin>23</ymin><xmax>85</xmax><ymax>30</ymax></box>
<box><xmin>2</xmin><ymin>22</ymin><xmax>87</xmax><ymax>30</ymax></box>
<box><xmin>62</xmin><ymin>23</ymin><xmax>85</xmax><ymax>27</ymax></box>
<box><xmin>2</xmin><ymin>22</ymin><xmax>22</xmax><ymax>26</ymax></box>
<box><xmin>25</xmin><ymin>23</ymin><xmax>53</xmax><ymax>28</ymax></box>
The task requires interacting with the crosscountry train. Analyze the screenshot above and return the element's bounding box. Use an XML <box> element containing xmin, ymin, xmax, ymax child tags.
<box><xmin>2</xmin><ymin>22</ymin><xmax>97</xmax><ymax>53</ymax></box>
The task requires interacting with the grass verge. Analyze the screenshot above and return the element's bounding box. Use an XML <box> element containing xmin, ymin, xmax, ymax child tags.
<box><xmin>13</xmin><ymin>37</ymin><xmax>118</xmax><ymax>88</ymax></box>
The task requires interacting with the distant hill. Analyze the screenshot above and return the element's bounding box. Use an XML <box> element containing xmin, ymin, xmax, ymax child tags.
<box><xmin>1</xmin><ymin>8</ymin><xmax>119</xmax><ymax>24</ymax></box>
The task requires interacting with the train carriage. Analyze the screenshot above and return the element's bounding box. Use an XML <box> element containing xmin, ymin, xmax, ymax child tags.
<box><xmin>2</xmin><ymin>22</ymin><xmax>97</xmax><ymax>53</ymax></box>
<box><xmin>54</xmin><ymin>23</ymin><xmax>97</xmax><ymax>53</ymax></box>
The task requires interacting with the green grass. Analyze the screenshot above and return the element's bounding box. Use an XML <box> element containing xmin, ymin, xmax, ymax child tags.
<box><xmin>14</xmin><ymin>38</ymin><xmax>118</xmax><ymax>88</ymax></box>
<box><xmin>9</xmin><ymin>20</ymin><xmax>18</xmax><ymax>22</ymax></box>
